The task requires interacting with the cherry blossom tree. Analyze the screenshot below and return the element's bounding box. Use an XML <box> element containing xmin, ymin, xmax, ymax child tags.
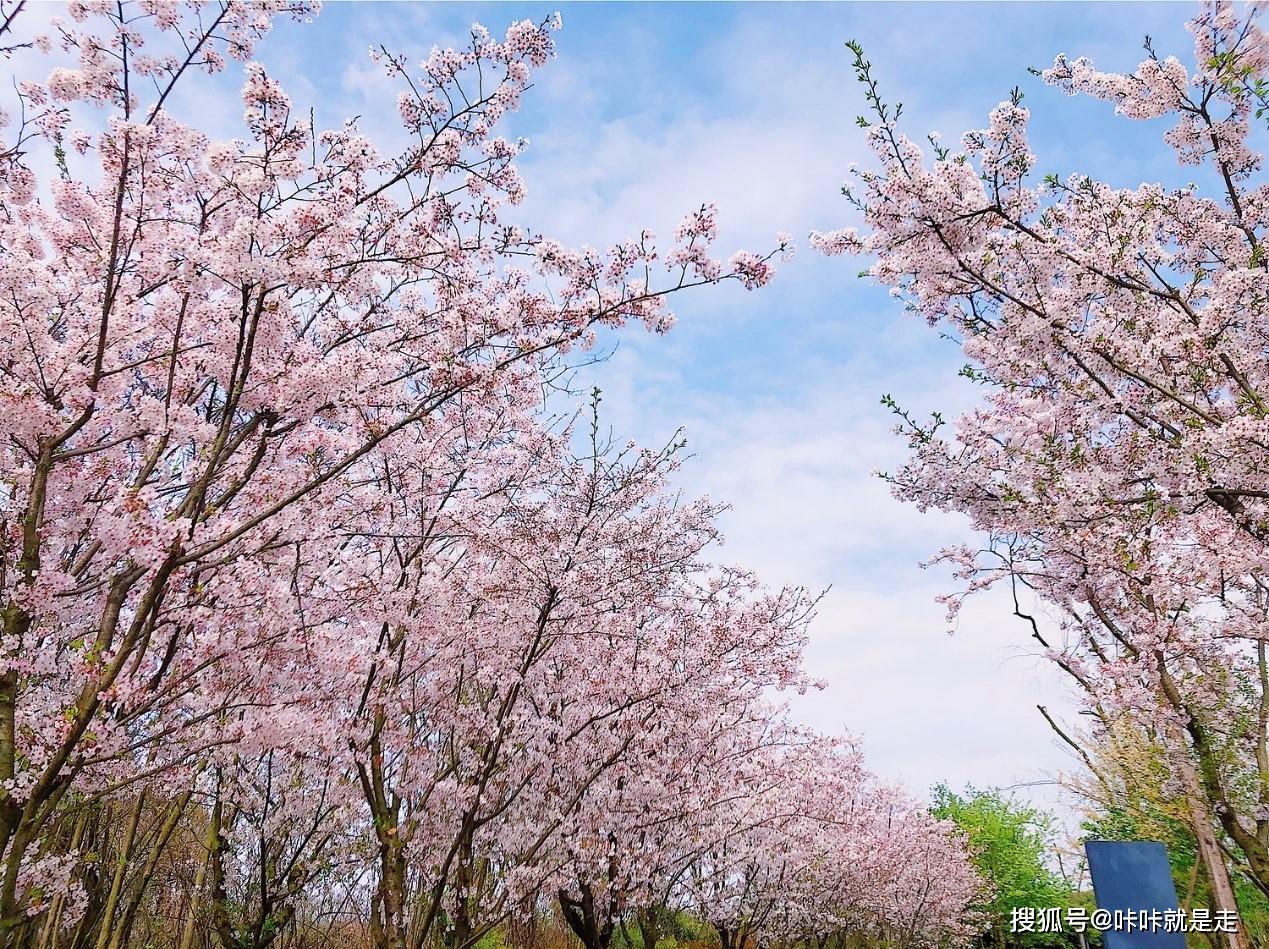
<box><xmin>336</xmin><ymin>412</ymin><xmax>816</xmax><ymax>949</ymax></box>
<box><xmin>819</xmin><ymin>3</ymin><xmax>1269</xmax><ymax>942</ymax></box>
<box><xmin>0</xmin><ymin>2</ymin><xmax>983</xmax><ymax>947</ymax></box>
<box><xmin>0</xmin><ymin>0</ymin><xmax>784</xmax><ymax>940</ymax></box>
<box><xmin>685</xmin><ymin>738</ymin><xmax>983</xmax><ymax>949</ymax></box>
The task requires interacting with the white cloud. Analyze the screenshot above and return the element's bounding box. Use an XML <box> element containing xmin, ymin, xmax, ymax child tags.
<box><xmin>5</xmin><ymin>0</ymin><xmax>1102</xmax><ymax>820</ymax></box>
<box><xmin>456</xmin><ymin>3</ymin><xmax>1099</xmax><ymax>815</ymax></box>
<box><xmin>581</xmin><ymin>332</ymin><xmax>1086</xmax><ymax>816</ymax></box>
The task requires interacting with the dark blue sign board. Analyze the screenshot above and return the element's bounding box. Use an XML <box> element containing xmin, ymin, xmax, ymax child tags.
<box><xmin>1085</xmin><ymin>840</ymin><xmax>1186</xmax><ymax>949</ymax></box>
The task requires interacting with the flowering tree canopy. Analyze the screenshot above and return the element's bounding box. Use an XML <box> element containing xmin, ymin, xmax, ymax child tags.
<box><xmin>821</xmin><ymin>0</ymin><xmax>1269</xmax><ymax>919</ymax></box>
<box><xmin>0</xmin><ymin>3</ymin><xmax>976</xmax><ymax>949</ymax></box>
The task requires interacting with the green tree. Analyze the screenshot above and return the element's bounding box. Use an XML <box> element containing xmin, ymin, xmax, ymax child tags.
<box><xmin>1084</xmin><ymin>803</ymin><xmax>1269</xmax><ymax>948</ymax></box>
<box><xmin>931</xmin><ymin>785</ymin><xmax>1076</xmax><ymax>949</ymax></box>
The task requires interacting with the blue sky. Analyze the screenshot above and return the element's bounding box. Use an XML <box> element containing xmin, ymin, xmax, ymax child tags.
<box><xmin>246</xmin><ymin>2</ymin><xmax>1210</xmax><ymax>825</ymax></box>
<box><xmin>29</xmin><ymin>1</ymin><xmax>1220</xmax><ymax>824</ymax></box>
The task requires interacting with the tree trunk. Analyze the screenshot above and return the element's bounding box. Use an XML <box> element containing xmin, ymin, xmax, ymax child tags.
<box><xmin>375</xmin><ymin>826</ymin><xmax>408</xmax><ymax>949</ymax></box>
<box><xmin>93</xmin><ymin>792</ymin><xmax>146</xmax><ymax>949</ymax></box>
<box><xmin>177</xmin><ymin>808</ymin><xmax>217</xmax><ymax>949</ymax></box>
<box><xmin>558</xmin><ymin>884</ymin><xmax>614</xmax><ymax>949</ymax></box>
<box><xmin>448</xmin><ymin>823</ymin><xmax>475</xmax><ymax>949</ymax></box>
<box><xmin>1171</xmin><ymin>727</ymin><xmax>1249</xmax><ymax>949</ymax></box>
<box><xmin>110</xmin><ymin>791</ymin><xmax>192</xmax><ymax>949</ymax></box>
<box><xmin>636</xmin><ymin>906</ymin><xmax>661</xmax><ymax>949</ymax></box>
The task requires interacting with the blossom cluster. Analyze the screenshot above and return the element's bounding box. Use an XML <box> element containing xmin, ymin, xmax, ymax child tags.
<box><xmin>823</xmin><ymin>0</ymin><xmax>1269</xmax><ymax>905</ymax></box>
<box><xmin>0</xmin><ymin>1</ymin><xmax>972</xmax><ymax>944</ymax></box>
